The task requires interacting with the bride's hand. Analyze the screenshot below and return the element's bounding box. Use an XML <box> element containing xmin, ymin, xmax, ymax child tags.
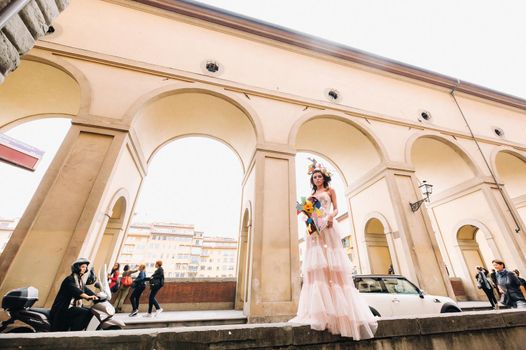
<box><xmin>327</xmin><ymin>215</ymin><xmax>333</xmax><ymax>228</ymax></box>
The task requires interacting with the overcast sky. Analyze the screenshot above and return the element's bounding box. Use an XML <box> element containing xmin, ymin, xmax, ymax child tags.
<box><xmin>1</xmin><ymin>1</ymin><xmax>524</xmax><ymax>239</ymax></box>
<box><xmin>195</xmin><ymin>0</ymin><xmax>526</xmax><ymax>100</ymax></box>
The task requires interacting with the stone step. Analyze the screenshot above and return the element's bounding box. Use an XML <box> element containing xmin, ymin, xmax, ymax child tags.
<box><xmin>115</xmin><ymin>309</ymin><xmax>248</xmax><ymax>330</ymax></box>
<box><xmin>0</xmin><ymin>0</ymin><xmax>69</xmax><ymax>82</ymax></box>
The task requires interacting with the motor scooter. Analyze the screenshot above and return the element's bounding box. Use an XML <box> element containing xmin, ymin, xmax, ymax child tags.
<box><xmin>0</xmin><ymin>266</ymin><xmax>125</xmax><ymax>333</ymax></box>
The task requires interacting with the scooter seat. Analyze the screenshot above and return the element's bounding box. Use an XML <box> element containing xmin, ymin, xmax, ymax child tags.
<box><xmin>28</xmin><ymin>307</ymin><xmax>51</xmax><ymax>318</ymax></box>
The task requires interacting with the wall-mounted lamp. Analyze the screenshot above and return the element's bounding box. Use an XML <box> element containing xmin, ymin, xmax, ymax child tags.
<box><xmin>410</xmin><ymin>180</ymin><xmax>433</xmax><ymax>212</ymax></box>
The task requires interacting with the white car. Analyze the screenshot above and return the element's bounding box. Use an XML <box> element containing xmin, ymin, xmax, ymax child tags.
<box><xmin>353</xmin><ymin>274</ymin><xmax>462</xmax><ymax>317</ymax></box>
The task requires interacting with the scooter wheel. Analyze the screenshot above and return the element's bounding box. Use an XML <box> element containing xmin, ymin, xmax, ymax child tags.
<box><xmin>6</xmin><ymin>327</ymin><xmax>34</xmax><ymax>333</ymax></box>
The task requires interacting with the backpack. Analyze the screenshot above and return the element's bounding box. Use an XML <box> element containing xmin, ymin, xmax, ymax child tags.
<box><xmin>121</xmin><ymin>275</ymin><xmax>133</xmax><ymax>287</ymax></box>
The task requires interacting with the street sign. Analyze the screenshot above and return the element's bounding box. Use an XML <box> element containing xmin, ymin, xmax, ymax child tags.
<box><xmin>0</xmin><ymin>133</ymin><xmax>45</xmax><ymax>171</ymax></box>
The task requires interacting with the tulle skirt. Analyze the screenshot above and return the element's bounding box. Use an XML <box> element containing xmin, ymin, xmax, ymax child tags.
<box><xmin>290</xmin><ymin>225</ymin><xmax>378</xmax><ymax>340</ymax></box>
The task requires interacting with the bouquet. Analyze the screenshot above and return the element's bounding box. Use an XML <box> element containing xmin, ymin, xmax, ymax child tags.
<box><xmin>296</xmin><ymin>196</ymin><xmax>325</xmax><ymax>235</ymax></box>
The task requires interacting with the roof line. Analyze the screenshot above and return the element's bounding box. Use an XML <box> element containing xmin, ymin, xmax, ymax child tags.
<box><xmin>136</xmin><ymin>0</ymin><xmax>526</xmax><ymax>111</ymax></box>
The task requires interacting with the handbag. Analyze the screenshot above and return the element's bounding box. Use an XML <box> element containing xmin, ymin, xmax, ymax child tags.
<box><xmin>121</xmin><ymin>275</ymin><xmax>133</xmax><ymax>287</ymax></box>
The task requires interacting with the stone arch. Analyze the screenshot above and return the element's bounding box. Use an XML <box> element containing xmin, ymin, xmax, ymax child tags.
<box><xmin>236</xmin><ymin>203</ymin><xmax>252</xmax><ymax>313</ymax></box>
<box><xmin>148</xmin><ymin>133</ymin><xmax>245</xmax><ymax>172</ymax></box>
<box><xmin>492</xmin><ymin>148</ymin><xmax>526</xmax><ymax>200</ymax></box>
<box><xmin>290</xmin><ymin>112</ymin><xmax>386</xmax><ymax>185</ymax></box>
<box><xmin>363</xmin><ymin>214</ymin><xmax>395</xmax><ymax>275</ymax></box>
<box><xmin>90</xmin><ymin>189</ymin><xmax>130</xmax><ymax>274</ymax></box>
<box><xmin>23</xmin><ymin>54</ymin><xmax>92</xmax><ymax>115</ymax></box>
<box><xmin>0</xmin><ymin>55</ymin><xmax>89</xmax><ymax>129</ymax></box>
<box><xmin>295</xmin><ymin>150</ymin><xmax>349</xmax><ymax>188</ymax></box>
<box><xmin>407</xmin><ymin>133</ymin><xmax>481</xmax><ymax>194</ymax></box>
<box><xmin>453</xmin><ymin>220</ymin><xmax>499</xmax><ymax>300</ymax></box>
<box><xmin>127</xmin><ymin>86</ymin><xmax>261</xmax><ymax>174</ymax></box>
<box><xmin>364</xmin><ymin>211</ymin><xmax>393</xmax><ymax>234</ymax></box>
<box><xmin>0</xmin><ymin>113</ymin><xmax>73</xmax><ymax>132</ymax></box>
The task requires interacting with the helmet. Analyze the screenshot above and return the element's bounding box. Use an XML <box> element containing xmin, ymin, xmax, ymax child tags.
<box><xmin>71</xmin><ymin>258</ymin><xmax>90</xmax><ymax>274</ymax></box>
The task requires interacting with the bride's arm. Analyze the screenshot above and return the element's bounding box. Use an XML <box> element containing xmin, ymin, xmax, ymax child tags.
<box><xmin>327</xmin><ymin>188</ymin><xmax>338</xmax><ymax>227</ymax></box>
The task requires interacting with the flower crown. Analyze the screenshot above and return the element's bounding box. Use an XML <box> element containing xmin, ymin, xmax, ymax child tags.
<box><xmin>307</xmin><ymin>157</ymin><xmax>332</xmax><ymax>177</ymax></box>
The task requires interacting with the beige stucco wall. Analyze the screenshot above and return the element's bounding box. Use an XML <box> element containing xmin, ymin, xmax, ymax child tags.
<box><xmin>0</xmin><ymin>60</ymin><xmax>80</xmax><ymax>127</ymax></box>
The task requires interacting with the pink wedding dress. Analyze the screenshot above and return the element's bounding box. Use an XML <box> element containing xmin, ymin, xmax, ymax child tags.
<box><xmin>290</xmin><ymin>191</ymin><xmax>378</xmax><ymax>340</ymax></box>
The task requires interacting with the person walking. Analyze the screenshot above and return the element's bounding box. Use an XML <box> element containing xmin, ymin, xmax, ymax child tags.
<box><xmin>490</xmin><ymin>268</ymin><xmax>501</xmax><ymax>299</ymax></box>
<box><xmin>113</xmin><ymin>264</ymin><xmax>136</xmax><ymax>313</ymax></box>
<box><xmin>144</xmin><ymin>260</ymin><xmax>165</xmax><ymax>317</ymax></box>
<box><xmin>492</xmin><ymin>259</ymin><xmax>526</xmax><ymax>309</ymax></box>
<box><xmin>128</xmin><ymin>264</ymin><xmax>147</xmax><ymax>317</ymax></box>
<box><xmin>475</xmin><ymin>266</ymin><xmax>498</xmax><ymax>309</ymax></box>
<box><xmin>513</xmin><ymin>269</ymin><xmax>526</xmax><ymax>287</ymax></box>
<box><xmin>108</xmin><ymin>262</ymin><xmax>120</xmax><ymax>294</ymax></box>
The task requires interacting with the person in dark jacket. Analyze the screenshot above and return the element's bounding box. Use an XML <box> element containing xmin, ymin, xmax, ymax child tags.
<box><xmin>475</xmin><ymin>266</ymin><xmax>498</xmax><ymax>309</ymax></box>
<box><xmin>513</xmin><ymin>269</ymin><xmax>526</xmax><ymax>287</ymax></box>
<box><xmin>50</xmin><ymin>258</ymin><xmax>98</xmax><ymax>331</ymax></box>
<box><xmin>490</xmin><ymin>268</ymin><xmax>501</xmax><ymax>298</ymax></box>
<box><xmin>144</xmin><ymin>260</ymin><xmax>165</xmax><ymax>317</ymax></box>
<box><xmin>492</xmin><ymin>259</ymin><xmax>526</xmax><ymax>308</ymax></box>
<box><xmin>128</xmin><ymin>264</ymin><xmax>147</xmax><ymax>317</ymax></box>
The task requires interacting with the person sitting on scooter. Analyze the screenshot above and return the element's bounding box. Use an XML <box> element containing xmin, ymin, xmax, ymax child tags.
<box><xmin>50</xmin><ymin>258</ymin><xmax>98</xmax><ymax>331</ymax></box>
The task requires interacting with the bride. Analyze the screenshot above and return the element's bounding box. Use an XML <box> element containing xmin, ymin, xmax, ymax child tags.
<box><xmin>290</xmin><ymin>158</ymin><xmax>377</xmax><ymax>340</ymax></box>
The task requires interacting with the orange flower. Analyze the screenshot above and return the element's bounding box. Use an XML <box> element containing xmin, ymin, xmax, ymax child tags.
<box><xmin>303</xmin><ymin>200</ymin><xmax>314</xmax><ymax>214</ymax></box>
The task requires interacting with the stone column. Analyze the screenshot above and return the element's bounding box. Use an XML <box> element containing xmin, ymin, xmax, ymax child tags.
<box><xmin>91</xmin><ymin>219</ymin><xmax>123</xmax><ymax>274</ymax></box>
<box><xmin>244</xmin><ymin>145</ymin><xmax>301</xmax><ymax>323</ymax></box>
<box><xmin>481</xmin><ymin>182</ymin><xmax>526</xmax><ymax>271</ymax></box>
<box><xmin>0</xmin><ymin>122</ymin><xmax>128</xmax><ymax>306</ymax></box>
<box><xmin>385</xmin><ymin>167</ymin><xmax>454</xmax><ymax>297</ymax></box>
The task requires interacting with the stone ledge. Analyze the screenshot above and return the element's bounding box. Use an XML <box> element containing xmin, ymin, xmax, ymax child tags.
<box><xmin>1</xmin><ymin>310</ymin><xmax>526</xmax><ymax>349</ymax></box>
<box><xmin>18</xmin><ymin>1</ymin><xmax>48</xmax><ymax>38</ymax></box>
<box><xmin>0</xmin><ymin>0</ymin><xmax>69</xmax><ymax>82</ymax></box>
<box><xmin>2</xmin><ymin>13</ymin><xmax>34</xmax><ymax>53</ymax></box>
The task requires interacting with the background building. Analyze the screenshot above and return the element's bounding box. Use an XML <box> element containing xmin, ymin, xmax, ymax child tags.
<box><xmin>0</xmin><ymin>218</ymin><xmax>17</xmax><ymax>254</ymax></box>
<box><xmin>118</xmin><ymin>222</ymin><xmax>237</xmax><ymax>278</ymax></box>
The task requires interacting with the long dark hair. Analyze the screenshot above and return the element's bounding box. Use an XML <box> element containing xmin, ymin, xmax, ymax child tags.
<box><xmin>111</xmin><ymin>262</ymin><xmax>120</xmax><ymax>274</ymax></box>
<box><xmin>310</xmin><ymin>169</ymin><xmax>332</xmax><ymax>194</ymax></box>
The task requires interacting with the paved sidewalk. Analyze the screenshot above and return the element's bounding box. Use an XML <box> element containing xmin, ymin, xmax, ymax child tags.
<box><xmin>458</xmin><ymin>300</ymin><xmax>502</xmax><ymax>311</ymax></box>
<box><xmin>115</xmin><ymin>309</ymin><xmax>247</xmax><ymax>329</ymax></box>
<box><xmin>113</xmin><ymin>302</ymin><xmax>497</xmax><ymax>330</ymax></box>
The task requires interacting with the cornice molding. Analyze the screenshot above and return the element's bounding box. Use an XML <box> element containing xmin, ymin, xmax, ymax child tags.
<box><xmin>134</xmin><ymin>0</ymin><xmax>526</xmax><ymax>111</ymax></box>
<box><xmin>33</xmin><ymin>41</ymin><xmax>526</xmax><ymax>153</ymax></box>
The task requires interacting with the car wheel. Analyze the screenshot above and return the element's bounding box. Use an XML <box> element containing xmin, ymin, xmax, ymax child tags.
<box><xmin>369</xmin><ymin>306</ymin><xmax>381</xmax><ymax>317</ymax></box>
<box><xmin>442</xmin><ymin>306</ymin><xmax>461</xmax><ymax>313</ymax></box>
